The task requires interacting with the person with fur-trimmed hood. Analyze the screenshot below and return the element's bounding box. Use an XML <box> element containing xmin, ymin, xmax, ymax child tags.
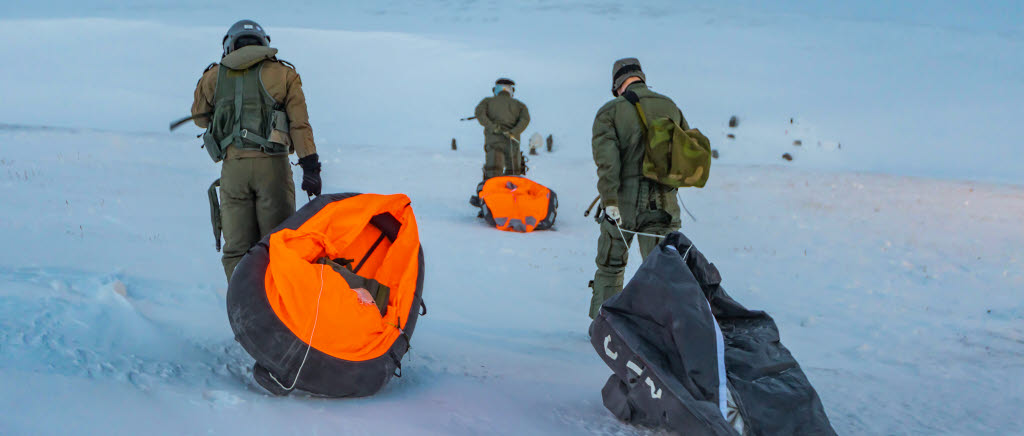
<box><xmin>191</xmin><ymin>19</ymin><xmax>323</xmax><ymax>281</ymax></box>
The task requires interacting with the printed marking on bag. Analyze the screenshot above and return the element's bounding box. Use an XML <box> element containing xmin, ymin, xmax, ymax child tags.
<box><xmin>646</xmin><ymin>377</ymin><xmax>662</xmax><ymax>399</ymax></box>
<box><xmin>604</xmin><ymin>335</ymin><xmax>618</xmax><ymax>360</ymax></box>
<box><xmin>627</xmin><ymin>360</ymin><xmax>644</xmax><ymax>376</ymax></box>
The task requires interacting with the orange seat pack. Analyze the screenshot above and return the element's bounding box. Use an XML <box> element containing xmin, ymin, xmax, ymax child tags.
<box><xmin>478</xmin><ymin>176</ymin><xmax>558</xmax><ymax>232</ymax></box>
<box><xmin>227</xmin><ymin>193</ymin><xmax>425</xmax><ymax>398</ymax></box>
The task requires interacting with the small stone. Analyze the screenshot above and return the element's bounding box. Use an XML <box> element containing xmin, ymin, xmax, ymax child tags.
<box><xmin>781</xmin><ymin>153</ymin><xmax>793</xmax><ymax>161</ymax></box>
<box><xmin>112</xmin><ymin>280</ymin><xmax>127</xmax><ymax>297</ymax></box>
<box><xmin>711</xmin><ymin>149</ymin><xmax>720</xmax><ymax>159</ymax></box>
<box><xmin>726</xmin><ymin>133</ymin><xmax>735</xmax><ymax>139</ymax></box>
<box><xmin>728</xmin><ymin>116</ymin><xmax>739</xmax><ymax>128</ymax></box>
<box><xmin>793</xmin><ymin>140</ymin><xmax>802</xmax><ymax>146</ymax></box>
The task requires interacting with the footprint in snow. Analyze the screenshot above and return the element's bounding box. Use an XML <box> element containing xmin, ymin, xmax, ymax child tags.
<box><xmin>203</xmin><ymin>390</ymin><xmax>244</xmax><ymax>408</ymax></box>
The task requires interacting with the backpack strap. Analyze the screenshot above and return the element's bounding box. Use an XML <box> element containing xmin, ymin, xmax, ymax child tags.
<box><xmin>623</xmin><ymin>90</ymin><xmax>649</xmax><ymax>129</ymax></box>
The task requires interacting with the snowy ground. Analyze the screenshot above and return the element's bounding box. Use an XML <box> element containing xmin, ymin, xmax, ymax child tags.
<box><xmin>1</xmin><ymin>2</ymin><xmax>1022</xmax><ymax>435</ymax></box>
<box><xmin>1</xmin><ymin>126</ymin><xmax>1021</xmax><ymax>434</ymax></box>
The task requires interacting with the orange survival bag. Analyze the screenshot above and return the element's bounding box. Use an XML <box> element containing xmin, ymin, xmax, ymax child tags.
<box><xmin>227</xmin><ymin>193</ymin><xmax>425</xmax><ymax>397</ymax></box>
<box><xmin>477</xmin><ymin>176</ymin><xmax>558</xmax><ymax>232</ymax></box>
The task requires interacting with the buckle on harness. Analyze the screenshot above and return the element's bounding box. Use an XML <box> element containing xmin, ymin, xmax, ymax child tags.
<box><xmin>240</xmin><ymin>129</ymin><xmax>250</xmax><ymax>139</ymax></box>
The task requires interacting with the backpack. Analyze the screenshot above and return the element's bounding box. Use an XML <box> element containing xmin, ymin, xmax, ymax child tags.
<box><xmin>625</xmin><ymin>92</ymin><xmax>711</xmax><ymax>188</ymax></box>
<box><xmin>203</xmin><ymin>62</ymin><xmax>291</xmax><ymax>162</ymax></box>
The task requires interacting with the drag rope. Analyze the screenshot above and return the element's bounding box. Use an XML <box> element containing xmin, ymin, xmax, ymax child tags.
<box><xmin>613</xmin><ymin>221</ymin><xmax>667</xmax><ymax>248</ymax></box>
<box><xmin>269</xmin><ymin>262</ymin><xmax>326</xmax><ymax>392</ymax></box>
<box><xmin>613</xmin><ymin>222</ymin><xmax>692</xmax><ymax>260</ymax></box>
<box><xmin>677</xmin><ymin>192</ymin><xmax>697</xmax><ymax>222</ymax></box>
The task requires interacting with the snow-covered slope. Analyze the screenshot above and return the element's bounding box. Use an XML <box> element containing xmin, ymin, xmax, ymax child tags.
<box><xmin>1</xmin><ymin>125</ymin><xmax>1021</xmax><ymax>434</ymax></box>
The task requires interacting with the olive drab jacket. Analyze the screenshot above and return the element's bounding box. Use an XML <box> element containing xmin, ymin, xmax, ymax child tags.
<box><xmin>192</xmin><ymin>45</ymin><xmax>317</xmax><ymax>159</ymax></box>
<box><xmin>475</xmin><ymin>91</ymin><xmax>530</xmax><ymax>146</ymax></box>
<box><xmin>592</xmin><ymin>82</ymin><xmax>688</xmax><ymax>230</ymax></box>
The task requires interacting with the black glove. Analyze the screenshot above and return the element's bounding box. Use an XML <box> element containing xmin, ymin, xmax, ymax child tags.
<box><xmin>298</xmin><ymin>153</ymin><xmax>322</xmax><ymax>197</ymax></box>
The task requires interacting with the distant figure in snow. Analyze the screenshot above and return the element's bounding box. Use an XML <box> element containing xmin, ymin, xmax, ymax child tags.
<box><xmin>191</xmin><ymin>20</ymin><xmax>323</xmax><ymax>281</ymax></box>
<box><xmin>474</xmin><ymin>78</ymin><xmax>530</xmax><ymax>180</ymax></box>
<box><xmin>588</xmin><ymin>58</ymin><xmax>691</xmax><ymax>318</ymax></box>
<box><xmin>528</xmin><ymin>132</ymin><xmax>543</xmax><ymax>155</ymax></box>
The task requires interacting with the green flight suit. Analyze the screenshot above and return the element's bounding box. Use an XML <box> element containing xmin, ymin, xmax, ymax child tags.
<box><xmin>590</xmin><ymin>82</ymin><xmax>690</xmax><ymax>318</ymax></box>
<box><xmin>192</xmin><ymin>46</ymin><xmax>315</xmax><ymax>282</ymax></box>
<box><xmin>475</xmin><ymin>91</ymin><xmax>530</xmax><ymax>179</ymax></box>
<box><xmin>219</xmin><ymin>156</ymin><xmax>295</xmax><ymax>280</ymax></box>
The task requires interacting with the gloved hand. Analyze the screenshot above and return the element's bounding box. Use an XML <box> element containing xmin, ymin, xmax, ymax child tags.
<box><xmin>490</xmin><ymin>125</ymin><xmax>507</xmax><ymax>136</ymax></box>
<box><xmin>605</xmin><ymin>205</ymin><xmax>621</xmax><ymax>226</ymax></box>
<box><xmin>298</xmin><ymin>153</ymin><xmax>322</xmax><ymax>197</ymax></box>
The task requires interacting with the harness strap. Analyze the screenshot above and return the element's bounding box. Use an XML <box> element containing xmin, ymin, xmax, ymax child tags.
<box><xmin>231</xmin><ymin>72</ymin><xmax>244</xmax><ymax>147</ymax></box>
<box><xmin>354</xmin><ymin>233</ymin><xmax>388</xmax><ymax>274</ymax></box>
<box><xmin>240</xmin><ymin>128</ymin><xmax>271</xmax><ymax>147</ymax></box>
<box><xmin>633</xmin><ymin>102</ymin><xmax>649</xmax><ymax>129</ymax></box>
<box><xmin>623</xmin><ymin>90</ymin><xmax>649</xmax><ymax>129</ymax></box>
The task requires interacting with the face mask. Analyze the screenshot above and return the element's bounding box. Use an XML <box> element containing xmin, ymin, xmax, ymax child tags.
<box><xmin>493</xmin><ymin>85</ymin><xmax>513</xmax><ymax>96</ymax></box>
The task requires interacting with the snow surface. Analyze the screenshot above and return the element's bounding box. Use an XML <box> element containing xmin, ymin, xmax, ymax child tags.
<box><xmin>1</xmin><ymin>2</ymin><xmax>1022</xmax><ymax>435</ymax></box>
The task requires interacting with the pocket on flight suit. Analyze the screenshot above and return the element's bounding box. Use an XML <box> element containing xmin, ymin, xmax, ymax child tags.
<box><xmin>595</xmin><ymin>223</ymin><xmax>628</xmax><ymax>268</ymax></box>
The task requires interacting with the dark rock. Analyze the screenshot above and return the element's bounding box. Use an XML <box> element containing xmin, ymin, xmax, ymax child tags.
<box><xmin>546</xmin><ymin>134</ymin><xmax>553</xmax><ymax>152</ymax></box>
<box><xmin>782</xmin><ymin>153</ymin><xmax>793</xmax><ymax>161</ymax></box>
<box><xmin>793</xmin><ymin>140</ymin><xmax>802</xmax><ymax>146</ymax></box>
<box><xmin>726</xmin><ymin>133</ymin><xmax>735</xmax><ymax>139</ymax></box>
<box><xmin>451</xmin><ymin>138</ymin><xmax>457</xmax><ymax>150</ymax></box>
<box><xmin>711</xmin><ymin>149</ymin><xmax>720</xmax><ymax>159</ymax></box>
<box><xmin>728</xmin><ymin>116</ymin><xmax>739</xmax><ymax>128</ymax></box>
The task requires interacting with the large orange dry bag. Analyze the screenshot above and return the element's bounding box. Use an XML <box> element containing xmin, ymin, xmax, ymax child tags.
<box><xmin>227</xmin><ymin>193</ymin><xmax>425</xmax><ymax>397</ymax></box>
<box><xmin>478</xmin><ymin>176</ymin><xmax>557</xmax><ymax>232</ymax></box>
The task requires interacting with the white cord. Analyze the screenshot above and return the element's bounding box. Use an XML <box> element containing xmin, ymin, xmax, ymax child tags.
<box><xmin>613</xmin><ymin>221</ymin><xmax>632</xmax><ymax>248</ymax></box>
<box><xmin>617</xmin><ymin>226</ymin><xmax>670</xmax><ymax>239</ymax></box>
<box><xmin>677</xmin><ymin>192</ymin><xmax>697</xmax><ymax>222</ymax></box>
<box><xmin>613</xmin><ymin>221</ymin><xmax>693</xmax><ymax>261</ymax></box>
<box><xmin>269</xmin><ymin>262</ymin><xmax>326</xmax><ymax>391</ymax></box>
<box><xmin>612</xmin><ymin>221</ymin><xmax>662</xmax><ymax>255</ymax></box>
<box><xmin>613</xmin><ymin>220</ymin><xmax>668</xmax><ymax>247</ymax></box>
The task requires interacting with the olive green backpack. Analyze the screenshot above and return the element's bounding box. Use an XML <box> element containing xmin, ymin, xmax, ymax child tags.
<box><xmin>625</xmin><ymin>92</ymin><xmax>711</xmax><ymax>188</ymax></box>
<box><xmin>203</xmin><ymin>62</ymin><xmax>291</xmax><ymax>163</ymax></box>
